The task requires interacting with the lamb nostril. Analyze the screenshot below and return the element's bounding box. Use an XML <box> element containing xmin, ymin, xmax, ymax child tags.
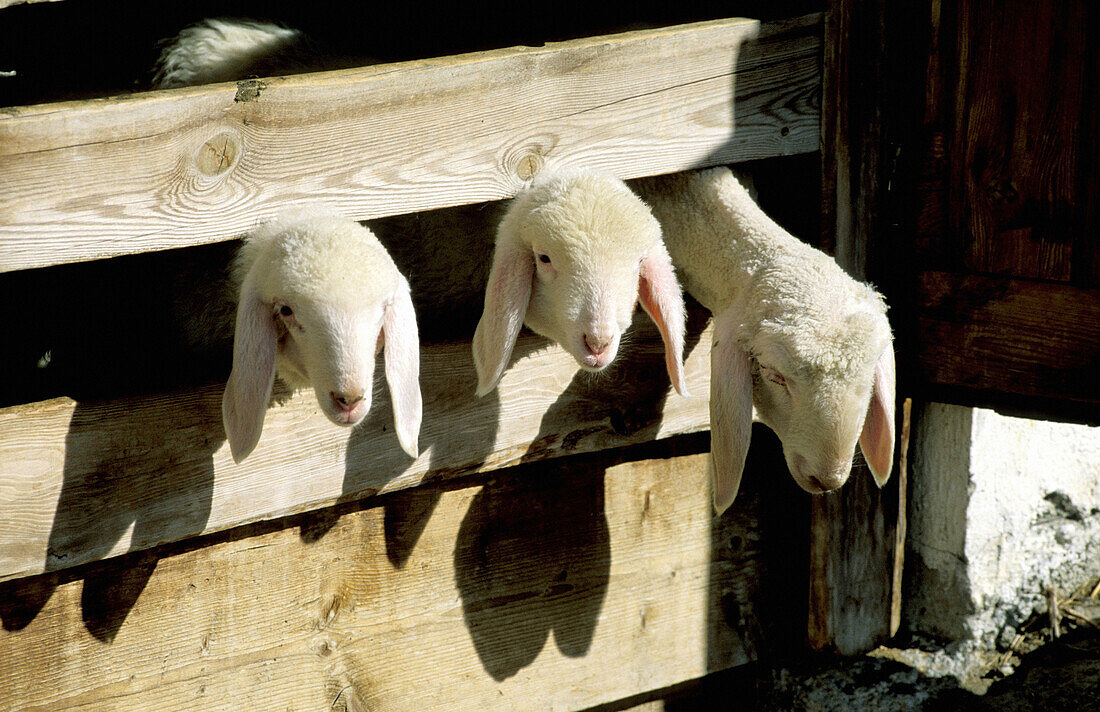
<box><xmin>808</xmin><ymin>476</ymin><xmax>825</xmax><ymax>492</ymax></box>
<box><xmin>584</xmin><ymin>333</ymin><xmax>611</xmax><ymax>356</ymax></box>
<box><xmin>331</xmin><ymin>392</ymin><xmax>364</xmax><ymax>409</ymax></box>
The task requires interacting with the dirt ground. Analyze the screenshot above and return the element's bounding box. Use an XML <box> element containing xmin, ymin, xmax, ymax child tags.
<box><xmin>736</xmin><ymin>574</ymin><xmax>1100</xmax><ymax>712</ymax></box>
<box><xmin>739</xmin><ymin>625</ymin><xmax>1100</xmax><ymax>712</ymax></box>
<box><xmin>650</xmin><ymin>601</ymin><xmax>1100</xmax><ymax>712</ymax></box>
<box><xmin>753</xmin><ymin>627</ymin><xmax>1100</xmax><ymax>712</ymax></box>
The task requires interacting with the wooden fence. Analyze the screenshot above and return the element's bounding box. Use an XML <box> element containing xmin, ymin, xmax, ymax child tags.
<box><xmin>0</xmin><ymin>12</ymin><xmax>828</xmax><ymax>711</ymax></box>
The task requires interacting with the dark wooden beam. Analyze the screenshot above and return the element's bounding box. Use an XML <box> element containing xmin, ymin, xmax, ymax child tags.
<box><xmin>811</xmin><ymin>0</ymin><xmax>911</xmax><ymax>655</ymax></box>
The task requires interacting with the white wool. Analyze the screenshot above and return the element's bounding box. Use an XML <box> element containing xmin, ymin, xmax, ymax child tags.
<box><xmin>633</xmin><ymin>167</ymin><xmax>895</xmax><ymax>512</ymax></box>
<box><xmin>473</xmin><ymin>168</ymin><xmax>688</xmax><ymax>398</ymax></box>
<box><xmin>152</xmin><ymin>18</ymin><xmax>304</xmax><ymax>88</ymax></box>
<box><xmin>220</xmin><ymin>205</ymin><xmax>421</xmax><ymax>462</ymax></box>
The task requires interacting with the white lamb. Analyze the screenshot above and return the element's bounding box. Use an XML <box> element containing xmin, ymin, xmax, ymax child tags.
<box><xmin>215</xmin><ymin>206</ymin><xmax>422</xmax><ymax>462</ymax></box>
<box><xmin>151</xmin><ymin>25</ymin><xmax>690</xmax><ymax>432</ymax></box>
<box><xmin>632</xmin><ymin>167</ymin><xmax>895</xmax><ymax>513</ymax></box>
<box><xmin>473</xmin><ymin>167</ymin><xmax>688</xmax><ymax>398</ymax></box>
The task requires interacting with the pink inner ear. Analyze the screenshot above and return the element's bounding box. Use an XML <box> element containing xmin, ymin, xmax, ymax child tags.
<box><xmin>472</xmin><ymin>241</ymin><xmax>534</xmax><ymax>396</ymax></box>
<box><xmin>222</xmin><ymin>291</ymin><xmax>278</xmax><ymax>463</ymax></box>
<box><xmin>383</xmin><ymin>277</ymin><xmax>423</xmax><ymax>459</ymax></box>
<box><xmin>710</xmin><ymin>306</ymin><xmax>753</xmax><ymax>514</ymax></box>
<box><xmin>860</xmin><ymin>343</ymin><xmax>896</xmax><ymax>486</ymax></box>
<box><xmin>638</xmin><ymin>244</ymin><xmax>688</xmax><ymax>396</ymax></box>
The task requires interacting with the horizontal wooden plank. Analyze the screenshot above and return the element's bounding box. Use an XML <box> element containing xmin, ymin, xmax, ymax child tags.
<box><xmin>917</xmin><ymin>271</ymin><xmax>1100</xmax><ymax>404</ymax></box>
<box><xmin>0</xmin><ymin>314</ymin><xmax>717</xmax><ymax>583</ymax></box>
<box><xmin>0</xmin><ymin>446</ymin><xmax>765</xmax><ymax>712</ymax></box>
<box><xmin>0</xmin><ymin>14</ymin><xmax>822</xmax><ymax>272</ymax></box>
<box><xmin>0</xmin><ymin>0</ymin><xmax>61</xmax><ymax>8</ymax></box>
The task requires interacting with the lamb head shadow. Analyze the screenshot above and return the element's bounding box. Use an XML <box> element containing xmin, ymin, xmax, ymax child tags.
<box><xmin>1</xmin><ymin>391</ymin><xmax>221</xmax><ymax>641</ymax></box>
<box><xmin>450</xmin><ymin>352</ymin><xmax>631</xmax><ymax>682</ymax></box>
<box><xmin>328</xmin><ymin>335</ymin><xmax>546</xmax><ymax>565</ymax></box>
<box><xmin>453</xmin><ymin>455</ymin><xmax>611</xmax><ymax>681</ymax></box>
<box><xmin>452</xmin><ymin>307</ymin><xmax>707</xmax><ymax>681</ymax></box>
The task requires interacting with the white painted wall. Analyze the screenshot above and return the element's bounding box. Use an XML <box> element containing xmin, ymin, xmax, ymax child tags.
<box><xmin>906</xmin><ymin>402</ymin><xmax>1100</xmax><ymax>647</ymax></box>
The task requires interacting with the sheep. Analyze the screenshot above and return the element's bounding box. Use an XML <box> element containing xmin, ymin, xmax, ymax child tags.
<box><xmin>152</xmin><ymin>18</ymin><xmax>308</xmax><ymax>89</ymax></box>
<box><xmin>152</xmin><ymin>25</ymin><xmax>689</xmax><ymax>426</ymax></box>
<box><xmin>631</xmin><ymin>167</ymin><xmax>895</xmax><ymax>514</ymax></box>
<box><xmin>150</xmin><ymin>18</ymin><xmax>372</xmax><ymax>90</ymax></box>
<box><xmin>203</xmin><ymin>206</ymin><xmax>423</xmax><ymax>463</ymax></box>
<box><xmin>472</xmin><ymin>167</ymin><xmax>688</xmax><ymax>398</ymax></box>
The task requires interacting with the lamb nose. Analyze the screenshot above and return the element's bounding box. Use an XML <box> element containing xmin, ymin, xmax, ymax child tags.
<box><xmin>331</xmin><ymin>392</ymin><xmax>365</xmax><ymax>410</ymax></box>
<box><xmin>584</xmin><ymin>333</ymin><xmax>611</xmax><ymax>356</ymax></box>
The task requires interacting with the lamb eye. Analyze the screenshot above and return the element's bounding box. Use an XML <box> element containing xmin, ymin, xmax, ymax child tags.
<box><xmin>278</xmin><ymin>305</ymin><xmax>293</xmax><ymax>317</ymax></box>
<box><xmin>760</xmin><ymin>364</ymin><xmax>787</xmax><ymax>387</ymax></box>
<box><xmin>537</xmin><ymin>253</ymin><xmax>551</xmax><ymax>264</ymax></box>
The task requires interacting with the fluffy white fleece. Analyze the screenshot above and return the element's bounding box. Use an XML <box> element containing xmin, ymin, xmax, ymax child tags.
<box><xmin>633</xmin><ymin>167</ymin><xmax>895</xmax><ymax>513</ymax></box>
<box><xmin>473</xmin><ymin>167</ymin><xmax>688</xmax><ymax>398</ymax></box>
<box><xmin>152</xmin><ymin>18</ymin><xmax>306</xmax><ymax>88</ymax></box>
<box><xmin>221</xmin><ymin>205</ymin><xmax>421</xmax><ymax>462</ymax></box>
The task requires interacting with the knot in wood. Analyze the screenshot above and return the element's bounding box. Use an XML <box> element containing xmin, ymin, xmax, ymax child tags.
<box><xmin>195</xmin><ymin>132</ymin><xmax>241</xmax><ymax>177</ymax></box>
<box><xmin>517</xmin><ymin>152</ymin><xmax>545</xmax><ymax>180</ymax></box>
<box><xmin>310</xmin><ymin>635</ymin><xmax>337</xmax><ymax>657</ymax></box>
<box><xmin>503</xmin><ymin>135</ymin><xmax>557</xmax><ymax>181</ymax></box>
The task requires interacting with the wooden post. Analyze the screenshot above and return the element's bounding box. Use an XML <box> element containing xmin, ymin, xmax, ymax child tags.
<box><xmin>810</xmin><ymin>0</ymin><xmax>908</xmax><ymax>655</ymax></box>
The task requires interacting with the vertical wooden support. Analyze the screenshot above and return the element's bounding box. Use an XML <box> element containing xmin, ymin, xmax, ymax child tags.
<box><xmin>811</xmin><ymin>0</ymin><xmax>907</xmax><ymax>654</ymax></box>
<box><xmin>891</xmin><ymin>398</ymin><xmax>912</xmax><ymax>636</ymax></box>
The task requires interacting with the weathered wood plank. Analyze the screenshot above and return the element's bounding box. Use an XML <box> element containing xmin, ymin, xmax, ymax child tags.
<box><xmin>807</xmin><ymin>463</ymin><xmax>894</xmax><ymax>655</ymax></box>
<box><xmin>0</xmin><ymin>0</ymin><xmax>61</xmax><ymax>8</ymax></box>
<box><xmin>0</xmin><ymin>446</ymin><xmax>767</xmax><ymax>712</ymax></box>
<box><xmin>951</xmin><ymin>0</ymin><xmax>1086</xmax><ymax>282</ymax></box>
<box><xmin>0</xmin><ymin>317</ymin><xmax>716</xmax><ymax>583</ymax></box>
<box><xmin>914</xmin><ymin>0</ymin><xmax>1097</xmax><ymax>285</ymax></box>
<box><xmin>917</xmin><ymin>271</ymin><xmax>1100</xmax><ymax>405</ymax></box>
<box><xmin>808</xmin><ymin>0</ymin><xmax>898</xmax><ymax>656</ymax></box>
<box><xmin>891</xmin><ymin>397</ymin><xmax>913</xmax><ymax>637</ymax></box>
<box><xmin>908</xmin><ymin>0</ymin><xmax>1100</xmax><ymax>412</ymax></box>
<box><xmin>0</xmin><ymin>14</ymin><xmax>822</xmax><ymax>272</ymax></box>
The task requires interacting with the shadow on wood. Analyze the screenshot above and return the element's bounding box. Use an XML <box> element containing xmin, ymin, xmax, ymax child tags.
<box><xmin>692</xmin><ymin>13</ymin><xmax>822</xmax><ymax>176</ymax></box>
<box><xmin>1</xmin><ymin>436</ymin><xmax>763</xmax><ymax>711</ymax></box>
<box><xmin>450</xmin><ymin>304</ymin><xmax>709</xmax><ymax>680</ymax></box>
<box><xmin>1</xmin><ymin>394</ymin><xmax>223</xmax><ymax>640</ymax></box>
<box><xmin>454</xmin><ymin>457</ymin><xmax>611</xmax><ymax>681</ymax></box>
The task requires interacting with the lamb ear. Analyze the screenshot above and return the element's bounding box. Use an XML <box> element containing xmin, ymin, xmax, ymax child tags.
<box><xmin>383</xmin><ymin>275</ymin><xmax>423</xmax><ymax>459</ymax></box>
<box><xmin>860</xmin><ymin>342</ymin><xmax>896</xmax><ymax>487</ymax></box>
<box><xmin>710</xmin><ymin>307</ymin><xmax>754</xmax><ymax>514</ymax></box>
<box><xmin>472</xmin><ymin>240</ymin><xmax>533</xmax><ymax>396</ymax></box>
<box><xmin>639</xmin><ymin>241</ymin><xmax>689</xmax><ymax>396</ymax></box>
<box><xmin>222</xmin><ymin>273</ymin><xmax>278</xmax><ymax>463</ymax></box>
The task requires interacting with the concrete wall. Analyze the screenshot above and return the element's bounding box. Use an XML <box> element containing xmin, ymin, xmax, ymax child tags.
<box><xmin>906</xmin><ymin>402</ymin><xmax>1100</xmax><ymax>648</ymax></box>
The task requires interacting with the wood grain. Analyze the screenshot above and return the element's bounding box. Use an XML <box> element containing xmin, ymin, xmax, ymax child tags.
<box><xmin>808</xmin><ymin>0</ymin><xmax>897</xmax><ymax>656</ymax></box>
<box><xmin>0</xmin><ymin>447</ymin><xmax>767</xmax><ymax>712</ymax></box>
<box><xmin>908</xmin><ymin>0</ymin><xmax>1100</xmax><ymax>410</ymax></box>
<box><xmin>917</xmin><ymin>271</ymin><xmax>1100</xmax><ymax>404</ymax></box>
<box><xmin>953</xmin><ymin>0</ymin><xmax>1085</xmax><ymax>282</ymax></box>
<box><xmin>915</xmin><ymin>0</ymin><xmax>1094</xmax><ymax>283</ymax></box>
<box><xmin>807</xmin><ymin>463</ymin><xmax>895</xmax><ymax>656</ymax></box>
<box><xmin>0</xmin><ymin>14</ymin><xmax>822</xmax><ymax>273</ymax></box>
<box><xmin>0</xmin><ymin>316</ymin><xmax>718</xmax><ymax>583</ymax></box>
